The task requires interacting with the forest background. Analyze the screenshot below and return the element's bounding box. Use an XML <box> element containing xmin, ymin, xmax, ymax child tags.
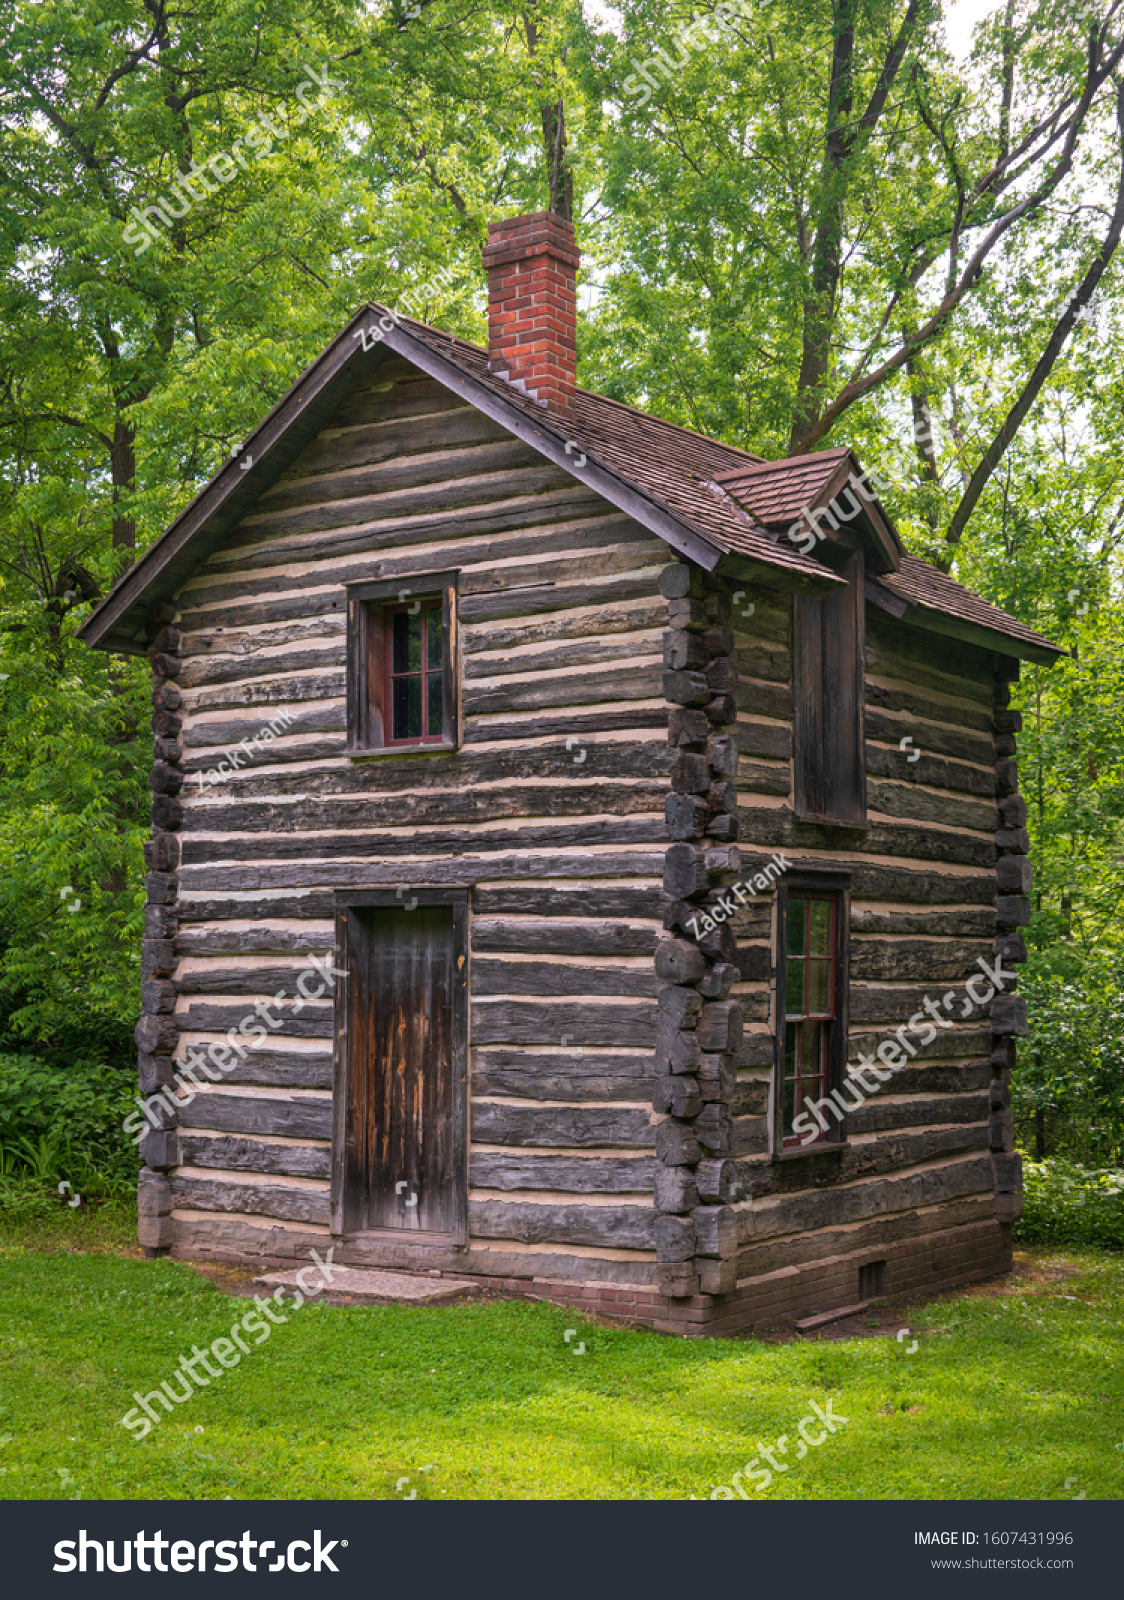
<box><xmin>0</xmin><ymin>0</ymin><xmax>1121</xmax><ymax>1226</ymax></box>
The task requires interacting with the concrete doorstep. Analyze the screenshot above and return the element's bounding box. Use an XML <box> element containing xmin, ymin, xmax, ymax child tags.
<box><xmin>250</xmin><ymin>1265</ymin><xmax>484</xmax><ymax>1308</ymax></box>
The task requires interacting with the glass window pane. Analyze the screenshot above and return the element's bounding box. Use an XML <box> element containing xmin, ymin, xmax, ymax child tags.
<box><xmin>806</xmin><ymin>959</ymin><xmax>831</xmax><ymax>1016</ymax></box>
<box><xmin>785</xmin><ymin>959</ymin><xmax>805</xmax><ymax>1017</ymax></box>
<box><xmin>799</xmin><ymin>1018</ymin><xmax>823</xmax><ymax>1079</ymax></box>
<box><xmin>425</xmin><ymin>607</ymin><xmax>443</xmax><ymax>672</ymax></box>
<box><xmin>392</xmin><ymin>609</ymin><xmax>422</xmax><ymax>675</ymax></box>
<box><xmin>782</xmin><ymin>1073</ymin><xmax>796</xmax><ymax>1137</ymax></box>
<box><xmin>392</xmin><ymin>673</ymin><xmax>422</xmax><ymax>740</ymax></box>
<box><xmin>787</xmin><ymin>896</ymin><xmax>807</xmax><ymax>957</ymax></box>
<box><xmin>809</xmin><ymin>899</ymin><xmax>832</xmax><ymax>956</ymax></box>
<box><xmin>784</xmin><ymin>1023</ymin><xmax>797</xmax><ymax>1078</ymax></box>
<box><xmin>426</xmin><ymin>670</ymin><xmax>443</xmax><ymax>738</ymax></box>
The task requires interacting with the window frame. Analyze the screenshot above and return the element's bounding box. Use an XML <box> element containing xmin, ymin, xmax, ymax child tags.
<box><xmin>773</xmin><ymin>871</ymin><xmax>852</xmax><ymax>1158</ymax></box>
<box><xmin>345</xmin><ymin>570</ymin><xmax>459</xmax><ymax>757</ymax></box>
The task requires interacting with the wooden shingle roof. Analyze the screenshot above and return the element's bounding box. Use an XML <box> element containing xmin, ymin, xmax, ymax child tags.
<box><xmin>79</xmin><ymin>299</ymin><xmax>1063</xmax><ymax>665</ymax></box>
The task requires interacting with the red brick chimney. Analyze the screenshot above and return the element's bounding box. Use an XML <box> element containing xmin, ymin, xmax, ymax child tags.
<box><xmin>483</xmin><ymin>211</ymin><xmax>579</xmax><ymax>421</ymax></box>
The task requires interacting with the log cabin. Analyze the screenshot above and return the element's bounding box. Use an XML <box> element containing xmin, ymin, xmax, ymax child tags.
<box><xmin>81</xmin><ymin>211</ymin><xmax>1063</xmax><ymax>1336</ymax></box>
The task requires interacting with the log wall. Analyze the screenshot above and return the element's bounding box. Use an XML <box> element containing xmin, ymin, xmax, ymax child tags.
<box><xmin>134</xmin><ymin>356</ymin><xmax>678</xmax><ymax>1282</ymax></box>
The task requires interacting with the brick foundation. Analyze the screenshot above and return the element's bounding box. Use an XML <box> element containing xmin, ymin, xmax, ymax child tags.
<box><xmin>452</xmin><ymin>1218</ymin><xmax>1012</xmax><ymax>1337</ymax></box>
<box><xmin>167</xmin><ymin>1213</ymin><xmax>1011</xmax><ymax>1339</ymax></box>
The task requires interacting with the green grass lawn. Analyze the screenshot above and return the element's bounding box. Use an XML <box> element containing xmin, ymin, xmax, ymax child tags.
<box><xmin>1</xmin><ymin>1221</ymin><xmax>1122</xmax><ymax>1501</ymax></box>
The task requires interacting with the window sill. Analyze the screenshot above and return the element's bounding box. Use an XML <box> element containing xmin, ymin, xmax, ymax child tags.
<box><xmin>347</xmin><ymin>740</ymin><xmax>459</xmax><ymax>762</ymax></box>
<box><xmin>775</xmin><ymin>1140</ymin><xmax>849</xmax><ymax>1162</ymax></box>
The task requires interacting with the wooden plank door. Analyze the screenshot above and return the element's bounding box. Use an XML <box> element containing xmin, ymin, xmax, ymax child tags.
<box><xmin>333</xmin><ymin>898</ymin><xmax>466</xmax><ymax>1239</ymax></box>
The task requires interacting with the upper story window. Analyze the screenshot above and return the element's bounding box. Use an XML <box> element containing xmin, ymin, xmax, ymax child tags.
<box><xmin>346</xmin><ymin>571</ymin><xmax>458</xmax><ymax>755</ymax></box>
<box><xmin>792</xmin><ymin>545</ymin><xmax>866</xmax><ymax>824</ymax></box>
<box><xmin>386</xmin><ymin>598</ymin><xmax>445</xmax><ymax>745</ymax></box>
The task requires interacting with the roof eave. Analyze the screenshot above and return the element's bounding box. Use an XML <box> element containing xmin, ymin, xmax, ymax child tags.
<box><xmin>866</xmin><ymin>576</ymin><xmax>1064</xmax><ymax>667</ymax></box>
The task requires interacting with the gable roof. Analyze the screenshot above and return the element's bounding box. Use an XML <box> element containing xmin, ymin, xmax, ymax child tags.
<box><xmin>80</xmin><ymin>301</ymin><xmax>1063</xmax><ymax>666</ymax></box>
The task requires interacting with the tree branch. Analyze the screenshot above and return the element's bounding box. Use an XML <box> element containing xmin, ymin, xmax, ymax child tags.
<box><xmin>944</xmin><ymin>84</ymin><xmax>1124</xmax><ymax>547</ymax></box>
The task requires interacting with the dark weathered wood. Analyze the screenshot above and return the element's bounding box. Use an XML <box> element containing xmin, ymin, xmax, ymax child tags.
<box><xmin>469</xmin><ymin>1103</ymin><xmax>654</xmax><ymax>1148</ymax></box>
<box><xmin>654</xmin><ymin>1213</ymin><xmax>696</xmax><ymax>1261</ymax></box>
<box><xmin>737</xmin><ymin>808</ymin><xmax>996</xmax><ymax>870</ymax></box>
<box><xmin>655</xmin><ymin>1119</ymin><xmax>701</xmax><ymax>1165</ymax></box>
<box><xmin>470</xmin><ymin>918</ymin><xmax>660</xmax><ymax>956</ymax></box>
<box><xmin>176</xmin><ymin>999</ymin><xmax>333</xmax><ymax>1037</ymax></box>
<box><xmin>178</xmin><ymin>851</ymin><xmax>665</xmax><ymax>896</ymax></box>
<box><xmin>470</xmin><ymin>1051</ymin><xmax>653</xmax><ymax>1101</ymax></box>
<box><xmin>177</xmin><ymin>1092</ymin><xmax>332</xmax><ymax>1139</ymax></box>
<box><xmin>181</xmin><ymin>815</ymin><xmax>665</xmax><ymax>865</ymax></box>
<box><xmin>693</xmin><ymin>1205</ymin><xmax>737</xmax><ymax>1258</ymax></box>
<box><xmin>696</xmin><ymin>1157</ymin><xmax>739</xmax><ymax>1203</ymax></box>
<box><xmin>471</xmin><ymin>1153</ymin><xmax>654</xmax><ymax>1192</ymax></box>
<box><xmin>468</xmin><ymin>1199</ymin><xmax>654</xmax><ymax>1249</ymax></box>
<box><xmin>654</xmin><ymin>1165</ymin><xmax>699</xmax><ymax>1213</ymax></box>
<box><xmin>179</xmin><ymin>1134</ymin><xmax>330</xmax><ymax>1179</ymax></box>
<box><xmin>471</xmin><ymin>1000</ymin><xmax>658</xmax><ymax>1048</ymax></box>
<box><xmin>851</xmin><ymin>937</ymin><xmax>995</xmax><ymax>982</ymax></box>
<box><xmin>736</xmin><ymin>1153</ymin><xmax>994</xmax><ymax>1243</ymax></box>
<box><xmin>653</xmin><ymin>1075</ymin><xmax>702</xmax><ymax>1118</ymax></box>
<box><xmin>471</xmin><ymin>959</ymin><xmax>658</xmax><ymax>999</ymax></box>
<box><xmin>172</xmin><ymin>1174</ymin><xmax>328</xmax><ymax>1225</ymax></box>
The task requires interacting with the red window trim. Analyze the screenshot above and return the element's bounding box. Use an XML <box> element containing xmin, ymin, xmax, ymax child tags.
<box><xmin>383</xmin><ymin>598</ymin><xmax>445</xmax><ymax>747</ymax></box>
<box><xmin>782</xmin><ymin>892</ymin><xmax>839</xmax><ymax>1148</ymax></box>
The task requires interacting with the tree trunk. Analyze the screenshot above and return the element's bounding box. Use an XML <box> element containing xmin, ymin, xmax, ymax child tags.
<box><xmin>788</xmin><ymin>0</ymin><xmax>855</xmax><ymax>453</ymax></box>
<box><xmin>111</xmin><ymin>416</ymin><xmax>136</xmax><ymax>562</ymax></box>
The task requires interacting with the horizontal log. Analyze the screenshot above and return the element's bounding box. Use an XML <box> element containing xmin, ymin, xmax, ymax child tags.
<box><xmin>851</xmin><ymin>906</ymin><xmax>996</xmax><ymax>937</ymax></box>
<box><xmin>179</xmin><ymin>851</ymin><xmax>666</xmax><ymax>895</ymax></box>
<box><xmin>176</xmin><ymin>1000</ymin><xmax>332</xmax><ymax>1038</ymax></box>
<box><xmin>470</xmin><ymin>1051</ymin><xmax>654</xmax><ymax>1102</ymax></box>
<box><xmin>470</xmin><ymin>918</ymin><xmax>660</xmax><ymax>957</ymax></box>
<box><xmin>471</xmin><ymin>1153</ymin><xmax>654</xmax><ymax>1193</ymax></box>
<box><xmin>847</xmin><ymin>1090</ymin><xmax>989</xmax><ymax>1136</ymax></box>
<box><xmin>737</xmin><ymin>1152</ymin><xmax>995</xmax><ymax>1243</ymax></box>
<box><xmin>735</xmin><ymin>719</ymin><xmax>792</xmax><ymax>761</ymax></box>
<box><xmin>731</xmin><ymin>1193</ymin><xmax>994</xmax><ymax>1277</ymax></box>
<box><xmin>471</xmin><ymin>958</ymin><xmax>658</xmax><ymax>999</ymax></box>
<box><xmin>470</xmin><ymin>1103</ymin><xmax>654</xmax><ymax>1148</ymax></box>
<box><xmin>172</xmin><ymin>1174</ymin><xmax>328</xmax><ymax>1226</ymax></box>
<box><xmin>465</xmin><ymin>664</ymin><xmax>663</xmax><ymax>717</ymax></box>
<box><xmin>178</xmin><ymin>1134</ymin><xmax>330</xmax><ymax>1180</ymax></box>
<box><xmin>177</xmin><ymin>1047</ymin><xmax>334</xmax><ymax>1090</ymax></box>
<box><xmin>471</xmin><ymin>1000</ymin><xmax>658</xmax><ymax>1048</ymax></box>
<box><xmin>736</xmin><ymin>807</ymin><xmax>995</xmax><ymax>869</ymax></box>
<box><xmin>468</xmin><ymin>1198</ymin><xmax>654</xmax><ymax>1250</ymax></box>
<box><xmin>176</xmin><ymin>925</ymin><xmax>335</xmax><ymax>957</ymax></box>
<box><xmin>180</xmin><ymin>815</ymin><xmax>665</xmax><ymax>865</ymax></box>
<box><xmin>177</xmin><ymin>1092</ymin><xmax>332</xmax><ymax>1140</ymax></box>
<box><xmin>850</xmin><ymin>937</ymin><xmax>995</xmax><ymax>983</ymax></box>
<box><xmin>866</xmin><ymin>778</ymin><xmax>997</xmax><ymax>833</ymax></box>
<box><xmin>865</xmin><ymin>705</ymin><xmax>993</xmax><ymax>767</ymax></box>
<box><xmin>174</xmin><ymin>963</ymin><xmax>338</xmax><ymax>998</ymax></box>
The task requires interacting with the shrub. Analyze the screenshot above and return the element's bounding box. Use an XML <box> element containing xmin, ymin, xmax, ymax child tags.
<box><xmin>0</xmin><ymin>1051</ymin><xmax>138</xmax><ymax>1213</ymax></box>
<box><xmin>1017</xmin><ymin>961</ymin><xmax>1124</xmax><ymax>1166</ymax></box>
<box><xmin>1015</xmin><ymin>1156</ymin><xmax>1124</xmax><ymax>1250</ymax></box>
